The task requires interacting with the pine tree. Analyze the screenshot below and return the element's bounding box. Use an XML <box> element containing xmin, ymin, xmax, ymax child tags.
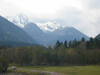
<box><xmin>68</xmin><ymin>41</ymin><xmax>72</xmax><ymax>48</ymax></box>
<box><xmin>64</xmin><ymin>40</ymin><xmax>67</xmax><ymax>48</ymax></box>
<box><xmin>55</xmin><ymin>40</ymin><xmax>61</xmax><ymax>49</ymax></box>
<box><xmin>81</xmin><ymin>37</ymin><xmax>85</xmax><ymax>42</ymax></box>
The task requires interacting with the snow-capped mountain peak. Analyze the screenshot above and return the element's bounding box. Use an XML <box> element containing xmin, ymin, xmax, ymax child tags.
<box><xmin>13</xmin><ymin>13</ymin><xmax>30</xmax><ymax>28</ymax></box>
<box><xmin>36</xmin><ymin>21</ymin><xmax>64</xmax><ymax>32</ymax></box>
<box><xmin>6</xmin><ymin>13</ymin><xmax>30</xmax><ymax>28</ymax></box>
<box><xmin>6</xmin><ymin>14</ymin><xmax>65</xmax><ymax>32</ymax></box>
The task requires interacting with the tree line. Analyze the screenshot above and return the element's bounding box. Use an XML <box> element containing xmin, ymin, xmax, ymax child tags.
<box><xmin>0</xmin><ymin>37</ymin><xmax>100</xmax><ymax>70</ymax></box>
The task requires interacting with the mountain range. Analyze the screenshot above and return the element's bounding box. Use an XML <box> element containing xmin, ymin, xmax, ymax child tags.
<box><xmin>6</xmin><ymin>14</ymin><xmax>64</xmax><ymax>32</ymax></box>
<box><xmin>0</xmin><ymin>15</ymin><xmax>38</xmax><ymax>47</ymax></box>
<box><xmin>36</xmin><ymin>21</ymin><xmax>64</xmax><ymax>32</ymax></box>
<box><xmin>6</xmin><ymin>13</ymin><xmax>89</xmax><ymax>46</ymax></box>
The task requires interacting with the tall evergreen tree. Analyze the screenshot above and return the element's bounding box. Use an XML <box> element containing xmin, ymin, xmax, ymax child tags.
<box><xmin>64</xmin><ymin>40</ymin><xmax>67</xmax><ymax>48</ymax></box>
<box><xmin>89</xmin><ymin>37</ymin><xmax>94</xmax><ymax>49</ymax></box>
<box><xmin>68</xmin><ymin>41</ymin><xmax>72</xmax><ymax>48</ymax></box>
<box><xmin>55</xmin><ymin>40</ymin><xmax>61</xmax><ymax>49</ymax></box>
<box><xmin>81</xmin><ymin>37</ymin><xmax>85</xmax><ymax>42</ymax></box>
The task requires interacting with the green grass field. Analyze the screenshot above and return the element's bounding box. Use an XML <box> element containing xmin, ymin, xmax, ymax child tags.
<box><xmin>13</xmin><ymin>65</ymin><xmax>100</xmax><ymax>75</ymax></box>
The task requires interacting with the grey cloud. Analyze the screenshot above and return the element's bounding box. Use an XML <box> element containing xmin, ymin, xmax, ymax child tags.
<box><xmin>55</xmin><ymin>7</ymin><xmax>83</xmax><ymax>26</ymax></box>
<box><xmin>89</xmin><ymin>0</ymin><xmax>100</xmax><ymax>9</ymax></box>
<box><xmin>81</xmin><ymin>0</ymin><xmax>100</xmax><ymax>9</ymax></box>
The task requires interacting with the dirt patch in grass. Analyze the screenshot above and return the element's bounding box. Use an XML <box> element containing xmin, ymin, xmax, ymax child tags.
<box><xmin>0</xmin><ymin>70</ymin><xmax>48</xmax><ymax>75</ymax></box>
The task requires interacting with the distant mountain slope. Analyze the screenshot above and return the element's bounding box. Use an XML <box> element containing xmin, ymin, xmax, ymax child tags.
<box><xmin>95</xmin><ymin>34</ymin><xmax>100</xmax><ymax>40</ymax></box>
<box><xmin>0</xmin><ymin>16</ymin><xmax>38</xmax><ymax>44</ymax></box>
<box><xmin>23</xmin><ymin>22</ymin><xmax>45</xmax><ymax>44</ymax></box>
<box><xmin>47</xmin><ymin>27</ymin><xmax>89</xmax><ymax>45</ymax></box>
<box><xmin>23</xmin><ymin>23</ymin><xmax>89</xmax><ymax>46</ymax></box>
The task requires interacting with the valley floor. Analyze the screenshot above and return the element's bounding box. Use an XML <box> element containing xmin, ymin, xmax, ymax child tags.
<box><xmin>16</xmin><ymin>68</ymin><xmax>66</xmax><ymax>75</ymax></box>
<box><xmin>9</xmin><ymin>65</ymin><xmax>100</xmax><ymax>75</ymax></box>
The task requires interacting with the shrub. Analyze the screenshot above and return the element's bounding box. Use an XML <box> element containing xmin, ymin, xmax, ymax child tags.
<box><xmin>0</xmin><ymin>57</ymin><xmax>9</xmax><ymax>72</ymax></box>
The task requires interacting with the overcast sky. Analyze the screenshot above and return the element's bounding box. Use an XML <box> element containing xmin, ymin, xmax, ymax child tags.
<box><xmin>0</xmin><ymin>0</ymin><xmax>100</xmax><ymax>37</ymax></box>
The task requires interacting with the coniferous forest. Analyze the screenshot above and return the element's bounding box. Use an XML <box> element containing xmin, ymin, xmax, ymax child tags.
<box><xmin>0</xmin><ymin>37</ymin><xmax>100</xmax><ymax>68</ymax></box>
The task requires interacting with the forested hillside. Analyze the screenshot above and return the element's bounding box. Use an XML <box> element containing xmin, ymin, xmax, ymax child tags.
<box><xmin>0</xmin><ymin>16</ymin><xmax>38</xmax><ymax>45</ymax></box>
<box><xmin>0</xmin><ymin>37</ymin><xmax>100</xmax><ymax>66</ymax></box>
<box><xmin>0</xmin><ymin>41</ymin><xmax>36</xmax><ymax>48</ymax></box>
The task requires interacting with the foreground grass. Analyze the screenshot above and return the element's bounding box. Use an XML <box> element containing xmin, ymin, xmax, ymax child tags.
<box><xmin>15</xmin><ymin>65</ymin><xmax>100</xmax><ymax>75</ymax></box>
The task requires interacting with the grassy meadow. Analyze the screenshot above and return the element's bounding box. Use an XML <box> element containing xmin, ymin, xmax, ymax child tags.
<box><xmin>11</xmin><ymin>65</ymin><xmax>100</xmax><ymax>75</ymax></box>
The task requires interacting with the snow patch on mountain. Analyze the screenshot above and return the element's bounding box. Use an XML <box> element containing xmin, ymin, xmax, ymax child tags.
<box><xmin>6</xmin><ymin>13</ymin><xmax>30</xmax><ymax>28</ymax></box>
<box><xmin>13</xmin><ymin>13</ymin><xmax>30</xmax><ymax>28</ymax></box>
<box><xmin>36</xmin><ymin>21</ymin><xmax>64</xmax><ymax>32</ymax></box>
